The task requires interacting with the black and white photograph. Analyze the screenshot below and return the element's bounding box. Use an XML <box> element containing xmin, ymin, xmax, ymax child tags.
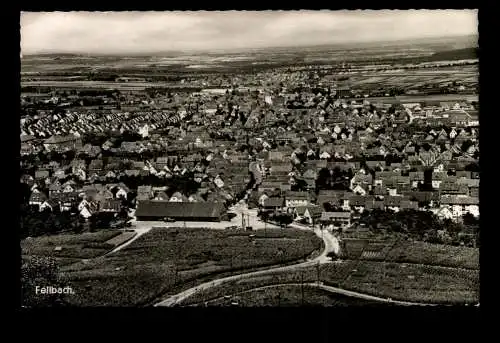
<box><xmin>20</xmin><ymin>10</ymin><xmax>479</xmax><ymax>308</ymax></box>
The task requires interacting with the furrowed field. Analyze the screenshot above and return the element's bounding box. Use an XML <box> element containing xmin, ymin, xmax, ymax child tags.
<box><xmin>181</xmin><ymin>234</ymin><xmax>479</xmax><ymax>306</ymax></box>
<box><xmin>21</xmin><ymin>230</ymin><xmax>127</xmax><ymax>265</ymax></box>
<box><xmin>199</xmin><ymin>284</ymin><xmax>383</xmax><ymax>307</ymax></box>
<box><xmin>57</xmin><ymin>227</ymin><xmax>322</xmax><ymax>306</ymax></box>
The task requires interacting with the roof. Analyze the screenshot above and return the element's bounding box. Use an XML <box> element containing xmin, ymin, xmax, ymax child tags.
<box><xmin>135</xmin><ymin>201</ymin><xmax>225</xmax><ymax>219</ymax></box>
<box><xmin>264</xmin><ymin>197</ymin><xmax>285</xmax><ymax>208</ymax></box>
<box><xmin>44</xmin><ymin>134</ymin><xmax>78</xmax><ymax>144</ymax></box>
<box><xmin>285</xmin><ymin>191</ymin><xmax>310</xmax><ymax>200</ymax></box>
<box><xmin>295</xmin><ymin>206</ymin><xmax>322</xmax><ymax>217</ymax></box>
<box><xmin>320</xmin><ymin>212</ymin><xmax>351</xmax><ymax>221</ymax></box>
<box><xmin>440</xmin><ymin>196</ymin><xmax>479</xmax><ymax>205</ymax></box>
<box><xmin>400</xmin><ymin>200</ymin><xmax>419</xmax><ymax>209</ymax></box>
<box><xmin>384</xmin><ymin>196</ymin><xmax>403</xmax><ymax>206</ymax></box>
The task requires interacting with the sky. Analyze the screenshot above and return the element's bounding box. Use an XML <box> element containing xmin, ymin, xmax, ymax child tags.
<box><xmin>21</xmin><ymin>10</ymin><xmax>478</xmax><ymax>55</ymax></box>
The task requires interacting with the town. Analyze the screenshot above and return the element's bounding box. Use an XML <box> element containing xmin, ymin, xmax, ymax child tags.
<box><xmin>20</xmin><ymin>11</ymin><xmax>479</xmax><ymax>308</ymax></box>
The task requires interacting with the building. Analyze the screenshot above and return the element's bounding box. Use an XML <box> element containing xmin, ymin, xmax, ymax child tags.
<box><xmin>135</xmin><ymin>201</ymin><xmax>226</xmax><ymax>222</ymax></box>
<box><xmin>320</xmin><ymin>211</ymin><xmax>351</xmax><ymax>230</ymax></box>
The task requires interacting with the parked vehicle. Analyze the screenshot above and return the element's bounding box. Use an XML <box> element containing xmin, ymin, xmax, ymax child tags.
<box><xmin>163</xmin><ymin>217</ymin><xmax>175</xmax><ymax>222</ymax></box>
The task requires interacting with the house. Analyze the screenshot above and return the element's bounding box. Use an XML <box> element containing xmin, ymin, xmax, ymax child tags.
<box><xmin>409</xmin><ymin>171</ymin><xmax>425</xmax><ymax>188</ymax></box>
<box><xmin>43</xmin><ymin>134</ymin><xmax>82</xmax><ymax>152</ymax></box>
<box><xmin>263</xmin><ymin>197</ymin><xmax>285</xmax><ymax>211</ymax></box>
<box><xmin>365</xmin><ymin>199</ymin><xmax>385</xmax><ymax>211</ymax></box>
<box><xmin>79</xmin><ymin>201</ymin><xmax>98</xmax><ymax>219</ymax></box>
<box><xmin>400</xmin><ymin>200</ymin><xmax>419</xmax><ymax>211</ymax></box>
<box><xmin>135</xmin><ymin>201</ymin><xmax>226</xmax><ymax>222</ymax></box>
<box><xmin>39</xmin><ymin>199</ymin><xmax>59</xmax><ymax>212</ymax></box>
<box><xmin>434</xmin><ymin>207</ymin><xmax>454</xmax><ymax>220</ymax></box>
<box><xmin>169</xmin><ymin>192</ymin><xmax>188</xmax><ymax>202</ymax></box>
<box><xmin>352</xmin><ymin>184</ymin><xmax>368</xmax><ymax>196</ymax></box>
<box><xmin>113</xmin><ymin>183</ymin><xmax>130</xmax><ymax>199</ymax></box>
<box><xmin>349</xmin><ymin>194</ymin><xmax>368</xmax><ymax>212</ymax></box>
<box><xmin>49</xmin><ymin>181</ymin><xmax>62</xmax><ymax>195</ymax></box>
<box><xmin>99</xmin><ymin>199</ymin><xmax>122</xmax><ymax>213</ymax></box>
<box><xmin>302</xmin><ymin>169</ymin><xmax>318</xmax><ymax>180</ymax></box>
<box><xmin>153</xmin><ymin>191</ymin><xmax>170</xmax><ymax>201</ymax></box>
<box><xmin>284</xmin><ymin>191</ymin><xmax>311</xmax><ymax>208</ymax></box>
<box><xmin>89</xmin><ymin>159</ymin><xmax>104</xmax><ymax>173</ymax></box>
<box><xmin>105</xmin><ymin>170</ymin><xmax>117</xmax><ymax>179</ymax></box>
<box><xmin>440</xmin><ymin>196</ymin><xmax>479</xmax><ymax>219</ymax></box>
<box><xmin>35</xmin><ymin>170</ymin><xmax>50</xmax><ymax>180</ymax></box>
<box><xmin>50</xmin><ymin>192</ymin><xmax>80</xmax><ymax>212</ymax></box>
<box><xmin>29</xmin><ymin>191</ymin><xmax>48</xmax><ymax>208</ymax></box>
<box><xmin>383</xmin><ymin>196</ymin><xmax>403</xmax><ymax>212</ymax></box>
<box><xmin>62</xmin><ymin>182</ymin><xmax>76</xmax><ymax>193</ymax></box>
<box><xmin>258</xmin><ymin>193</ymin><xmax>270</xmax><ymax>207</ymax></box>
<box><xmin>320</xmin><ymin>212</ymin><xmax>351</xmax><ymax>230</ymax></box>
<box><xmin>432</xmin><ymin>171</ymin><xmax>447</xmax><ymax>189</ymax></box>
<box><xmin>137</xmin><ymin>185</ymin><xmax>154</xmax><ymax>201</ymax></box>
<box><xmin>293</xmin><ymin>206</ymin><xmax>322</xmax><ymax>225</ymax></box>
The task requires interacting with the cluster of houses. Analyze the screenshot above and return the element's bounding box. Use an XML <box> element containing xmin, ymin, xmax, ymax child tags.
<box><xmin>20</xmin><ymin>65</ymin><xmax>479</xmax><ymax>228</ymax></box>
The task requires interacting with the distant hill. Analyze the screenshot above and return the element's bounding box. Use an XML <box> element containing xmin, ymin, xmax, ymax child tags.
<box><xmin>424</xmin><ymin>47</ymin><xmax>478</xmax><ymax>62</ymax></box>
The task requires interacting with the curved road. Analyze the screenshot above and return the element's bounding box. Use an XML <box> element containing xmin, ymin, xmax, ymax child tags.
<box><xmin>155</xmin><ymin>224</ymin><xmax>340</xmax><ymax>307</ymax></box>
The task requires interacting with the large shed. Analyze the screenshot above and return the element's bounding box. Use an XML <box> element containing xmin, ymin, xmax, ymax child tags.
<box><xmin>135</xmin><ymin>201</ymin><xmax>226</xmax><ymax>222</ymax></box>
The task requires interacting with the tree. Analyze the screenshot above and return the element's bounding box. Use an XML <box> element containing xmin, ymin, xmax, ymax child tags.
<box><xmin>463</xmin><ymin>212</ymin><xmax>479</xmax><ymax>226</ymax></box>
<box><xmin>274</xmin><ymin>213</ymin><xmax>293</xmax><ymax>228</ymax></box>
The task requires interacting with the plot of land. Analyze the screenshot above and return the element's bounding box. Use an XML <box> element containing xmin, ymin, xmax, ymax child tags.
<box><xmin>341</xmin><ymin>261</ymin><xmax>479</xmax><ymax>304</ymax></box>
<box><xmin>201</xmin><ymin>284</ymin><xmax>381</xmax><ymax>307</ymax></box>
<box><xmin>57</xmin><ymin>227</ymin><xmax>322</xmax><ymax>306</ymax></box>
<box><xmin>341</xmin><ymin>237</ymin><xmax>479</xmax><ymax>270</ymax></box>
<box><xmin>21</xmin><ymin>230</ymin><xmax>122</xmax><ymax>261</ymax></box>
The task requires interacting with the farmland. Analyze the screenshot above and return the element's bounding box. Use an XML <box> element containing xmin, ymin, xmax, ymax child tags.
<box><xmin>178</xmin><ymin>236</ymin><xmax>479</xmax><ymax>306</ymax></box>
<box><xmin>56</xmin><ymin>227</ymin><xmax>323</xmax><ymax>306</ymax></box>
<box><xmin>198</xmin><ymin>284</ymin><xmax>383</xmax><ymax>307</ymax></box>
<box><xmin>340</xmin><ymin>236</ymin><xmax>479</xmax><ymax>270</ymax></box>
<box><xmin>21</xmin><ymin>230</ymin><xmax>125</xmax><ymax>263</ymax></box>
<box><xmin>341</xmin><ymin>261</ymin><xmax>479</xmax><ymax>304</ymax></box>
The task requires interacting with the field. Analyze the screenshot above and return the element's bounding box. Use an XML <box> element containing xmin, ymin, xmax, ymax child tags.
<box><xmin>180</xmin><ymin>235</ymin><xmax>480</xmax><ymax>306</ymax></box>
<box><xmin>180</xmin><ymin>261</ymin><xmax>357</xmax><ymax>305</ymax></box>
<box><xmin>21</xmin><ymin>230</ymin><xmax>124</xmax><ymax>261</ymax></box>
<box><xmin>341</xmin><ymin>237</ymin><xmax>479</xmax><ymax>270</ymax></box>
<box><xmin>199</xmin><ymin>284</ymin><xmax>382</xmax><ymax>307</ymax></box>
<box><xmin>342</xmin><ymin>261</ymin><xmax>479</xmax><ymax>304</ymax></box>
<box><xmin>56</xmin><ymin>227</ymin><xmax>323</xmax><ymax>306</ymax></box>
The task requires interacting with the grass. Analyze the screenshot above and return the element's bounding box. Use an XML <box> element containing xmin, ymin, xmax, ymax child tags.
<box><xmin>341</xmin><ymin>261</ymin><xmax>479</xmax><ymax>304</ymax></box>
<box><xmin>21</xmin><ymin>230</ymin><xmax>122</xmax><ymax>260</ymax></box>
<box><xmin>56</xmin><ymin>227</ymin><xmax>323</xmax><ymax>306</ymax></box>
<box><xmin>340</xmin><ymin>233</ymin><xmax>479</xmax><ymax>270</ymax></box>
<box><xmin>383</xmin><ymin>241</ymin><xmax>479</xmax><ymax>270</ymax></box>
<box><xmin>199</xmin><ymin>284</ymin><xmax>382</xmax><ymax>307</ymax></box>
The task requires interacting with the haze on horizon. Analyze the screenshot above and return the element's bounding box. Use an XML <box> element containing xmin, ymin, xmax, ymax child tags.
<box><xmin>21</xmin><ymin>10</ymin><xmax>478</xmax><ymax>55</ymax></box>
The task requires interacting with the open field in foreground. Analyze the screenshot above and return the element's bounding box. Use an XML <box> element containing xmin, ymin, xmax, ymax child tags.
<box><xmin>342</xmin><ymin>261</ymin><xmax>479</xmax><ymax>304</ymax></box>
<box><xmin>57</xmin><ymin>227</ymin><xmax>322</xmax><ymax>306</ymax></box>
<box><xmin>181</xmin><ymin>237</ymin><xmax>479</xmax><ymax>306</ymax></box>
<box><xmin>21</xmin><ymin>230</ymin><xmax>123</xmax><ymax>261</ymax></box>
<box><xmin>199</xmin><ymin>284</ymin><xmax>383</xmax><ymax>307</ymax></box>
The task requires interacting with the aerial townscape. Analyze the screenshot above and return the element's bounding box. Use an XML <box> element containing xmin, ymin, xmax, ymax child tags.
<box><xmin>20</xmin><ymin>10</ymin><xmax>479</xmax><ymax>308</ymax></box>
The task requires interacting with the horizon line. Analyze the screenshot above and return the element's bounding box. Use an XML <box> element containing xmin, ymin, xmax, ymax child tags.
<box><xmin>22</xmin><ymin>33</ymin><xmax>477</xmax><ymax>57</ymax></box>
